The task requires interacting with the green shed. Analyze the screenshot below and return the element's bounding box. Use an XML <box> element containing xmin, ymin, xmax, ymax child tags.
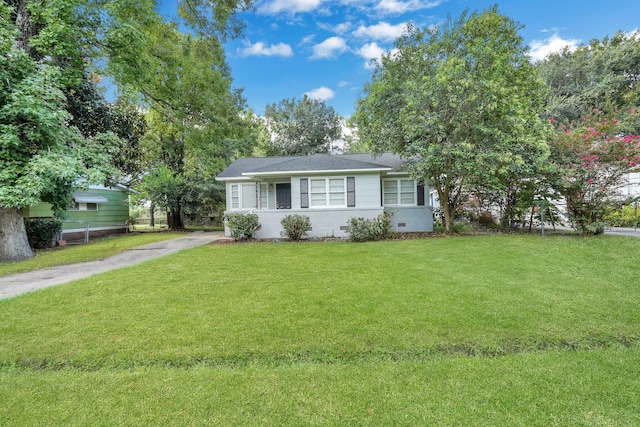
<box><xmin>22</xmin><ymin>185</ymin><xmax>132</xmax><ymax>242</ymax></box>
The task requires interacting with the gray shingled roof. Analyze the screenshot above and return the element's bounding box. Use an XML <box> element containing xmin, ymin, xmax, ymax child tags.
<box><xmin>216</xmin><ymin>153</ymin><xmax>406</xmax><ymax>179</ymax></box>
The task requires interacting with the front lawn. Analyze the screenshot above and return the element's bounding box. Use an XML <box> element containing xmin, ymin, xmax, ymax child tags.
<box><xmin>1</xmin><ymin>235</ymin><xmax>639</xmax><ymax>425</ymax></box>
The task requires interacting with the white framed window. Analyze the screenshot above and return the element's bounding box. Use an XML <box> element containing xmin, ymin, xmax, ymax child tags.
<box><xmin>309</xmin><ymin>177</ymin><xmax>346</xmax><ymax>207</ymax></box>
<box><xmin>70</xmin><ymin>202</ymin><xmax>99</xmax><ymax>211</ymax></box>
<box><xmin>259</xmin><ymin>183</ymin><xmax>268</xmax><ymax>209</ymax></box>
<box><xmin>229</xmin><ymin>183</ymin><xmax>258</xmax><ymax>210</ymax></box>
<box><xmin>383</xmin><ymin>179</ymin><xmax>416</xmax><ymax>206</ymax></box>
<box><xmin>231</xmin><ymin>185</ymin><xmax>240</xmax><ymax>209</ymax></box>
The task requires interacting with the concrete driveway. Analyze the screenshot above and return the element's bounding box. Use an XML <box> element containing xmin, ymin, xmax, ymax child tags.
<box><xmin>0</xmin><ymin>232</ymin><xmax>225</xmax><ymax>300</ymax></box>
<box><xmin>604</xmin><ymin>227</ymin><xmax>640</xmax><ymax>237</ymax></box>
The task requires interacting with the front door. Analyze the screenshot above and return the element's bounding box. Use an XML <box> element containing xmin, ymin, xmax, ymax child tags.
<box><xmin>276</xmin><ymin>183</ymin><xmax>291</xmax><ymax>209</ymax></box>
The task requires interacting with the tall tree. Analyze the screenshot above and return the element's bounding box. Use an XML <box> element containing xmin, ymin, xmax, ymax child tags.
<box><xmin>1</xmin><ymin>0</ymin><xmax>255</xmax><ymax>257</ymax></box>
<box><xmin>0</xmin><ymin>0</ymin><xmax>123</xmax><ymax>261</ymax></box>
<box><xmin>132</xmin><ymin>23</ymin><xmax>254</xmax><ymax>229</ymax></box>
<box><xmin>263</xmin><ymin>95</ymin><xmax>343</xmax><ymax>156</ymax></box>
<box><xmin>354</xmin><ymin>7</ymin><xmax>550</xmax><ymax>231</ymax></box>
<box><xmin>537</xmin><ymin>32</ymin><xmax>640</xmax><ymax>127</ymax></box>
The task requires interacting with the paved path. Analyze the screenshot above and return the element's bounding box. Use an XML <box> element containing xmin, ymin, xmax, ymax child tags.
<box><xmin>604</xmin><ymin>227</ymin><xmax>640</xmax><ymax>237</ymax></box>
<box><xmin>0</xmin><ymin>232</ymin><xmax>225</xmax><ymax>300</ymax></box>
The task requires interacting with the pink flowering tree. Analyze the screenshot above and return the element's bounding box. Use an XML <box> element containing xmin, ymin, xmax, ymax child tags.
<box><xmin>549</xmin><ymin>111</ymin><xmax>640</xmax><ymax>235</ymax></box>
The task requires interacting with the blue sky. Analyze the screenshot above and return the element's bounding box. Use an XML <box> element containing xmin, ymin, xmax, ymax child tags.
<box><xmin>161</xmin><ymin>1</ymin><xmax>640</xmax><ymax>118</ymax></box>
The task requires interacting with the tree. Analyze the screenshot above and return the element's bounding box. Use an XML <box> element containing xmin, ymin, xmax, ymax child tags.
<box><xmin>549</xmin><ymin>112</ymin><xmax>640</xmax><ymax>235</ymax></box>
<box><xmin>537</xmin><ymin>32</ymin><xmax>640</xmax><ymax>127</ymax></box>
<box><xmin>0</xmin><ymin>1</ymin><xmax>120</xmax><ymax>261</ymax></box>
<box><xmin>263</xmin><ymin>95</ymin><xmax>342</xmax><ymax>156</ymax></box>
<box><xmin>131</xmin><ymin>23</ymin><xmax>254</xmax><ymax>229</ymax></box>
<box><xmin>1</xmin><ymin>0</ymin><xmax>253</xmax><ymax>257</ymax></box>
<box><xmin>354</xmin><ymin>7</ymin><xmax>550</xmax><ymax>231</ymax></box>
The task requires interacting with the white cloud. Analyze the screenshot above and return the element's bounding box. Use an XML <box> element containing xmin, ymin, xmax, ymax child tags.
<box><xmin>300</xmin><ymin>34</ymin><xmax>316</xmax><ymax>45</ymax></box>
<box><xmin>356</xmin><ymin>42</ymin><xmax>384</xmax><ymax>60</ymax></box>
<box><xmin>333</xmin><ymin>22</ymin><xmax>353</xmax><ymax>35</ymax></box>
<box><xmin>257</xmin><ymin>0</ymin><xmax>322</xmax><ymax>14</ymax></box>
<box><xmin>626</xmin><ymin>29</ymin><xmax>640</xmax><ymax>40</ymax></box>
<box><xmin>239</xmin><ymin>41</ymin><xmax>294</xmax><ymax>58</ymax></box>
<box><xmin>353</xmin><ymin>21</ymin><xmax>408</xmax><ymax>42</ymax></box>
<box><xmin>375</xmin><ymin>0</ymin><xmax>443</xmax><ymax>15</ymax></box>
<box><xmin>310</xmin><ymin>36</ymin><xmax>348</xmax><ymax>60</ymax></box>
<box><xmin>305</xmin><ymin>86</ymin><xmax>335</xmax><ymax>101</ymax></box>
<box><xmin>317</xmin><ymin>21</ymin><xmax>353</xmax><ymax>35</ymax></box>
<box><xmin>529</xmin><ymin>33</ymin><xmax>580</xmax><ymax>61</ymax></box>
<box><xmin>337</xmin><ymin>80</ymin><xmax>349</xmax><ymax>88</ymax></box>
<box><xmin>354</xmin><ymin>42</ymin><xmax>396</xmax><ymax>69</ymax></box>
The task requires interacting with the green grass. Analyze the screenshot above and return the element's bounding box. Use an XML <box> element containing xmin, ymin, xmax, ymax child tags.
<box><xmin>0</xmin><ymin>232</ymin><xmax>184</xmax><ymax>277</ymax></box>
<box><xmin>1</xmin><ymin>234</ymin><xmax>639</xmax><ymax>425</ymax></box>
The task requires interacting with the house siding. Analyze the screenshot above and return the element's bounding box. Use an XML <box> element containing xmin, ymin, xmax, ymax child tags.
<box><xmin>22</xmin><ymin>188</ymin><xmax>130</xmax><ymax>240</ymax></box>
<box><xmin>254</xmin><ymin>208</ymin><xmax>384</xmax><ymax>239</ymax></box>
<box><xmin>386</xmin><ymin>206</ymin><xmax>433</xmax><ymax>233</ymax></box>
<box><xmin>62</xmin><ymin>189</ymin><xmax>129</xmax><ymax>231</ymax></box>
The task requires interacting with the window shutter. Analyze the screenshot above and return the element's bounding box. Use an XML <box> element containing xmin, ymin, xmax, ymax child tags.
<box><xmin>417</xmin><ymin>184</ymin><xmax>425</xmax><ymax>206</ymax></box>
<box><xmin>300</xmin><ymin>178</ymin><xmax>309</xmax><ymax>208</ymax></box>
<box><xmin>347</xmin><ymin>177</ymin><xmax>356</xmax><ymax>207</ymax></box>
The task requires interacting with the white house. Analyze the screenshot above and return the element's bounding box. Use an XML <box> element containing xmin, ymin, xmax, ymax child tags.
<box><xmin>215</xmin><ymin>153</ymin><xmax>433</xmax><ymax>239</ymax></box>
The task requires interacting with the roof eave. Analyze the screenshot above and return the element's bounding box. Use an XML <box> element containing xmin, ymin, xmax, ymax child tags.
<box><xmin>215</xmin><ymin>176</ymin><xmax>254</xmax><ymax>182</ymax></box>
<box><xmin>241</xmin><ymin>167</ymin><xmax>392</xmax><ymax>178</ymax></box>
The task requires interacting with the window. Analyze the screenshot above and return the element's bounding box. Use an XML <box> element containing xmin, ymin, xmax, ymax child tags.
<box><xmin>309</xmin><ymin>178</ymin><xmax>346</xmax><ymax>207</ymax></box>
<box><xmin>230</xmin><ymin>183</ymin><xmax>257</xmax><ymax>210</ymax></box>
<box><xmin>383</xmin><ymin>179</ymin><xmax>416</xmax><ymax>206</ymax></box>
<box><xmin>259</xmin><ymin>183</ymin><xmax>268</xmax><ymax>209</ymax></box>
<box><xmin>69</xmin><ymin>202</ymin><xmax>99</xmax><ymax>211</ymax></box>
<box><xmin>231</xmin><ymin>185</ymin><xmax>240</xmax><ymax>209</ymax></box>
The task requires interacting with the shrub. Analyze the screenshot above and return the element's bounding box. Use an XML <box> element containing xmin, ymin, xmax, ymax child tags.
<box><xmin>24</xmin><ymin>217</ymin><xmax>63</xmax><ymax>249</ymax></box>
<box><xmin>280</xmin><ymin>214</ymin><xmax>311</xmax><ymax>240</ymax></box>
<box><xmin>346</xmin><ymin>210</ymin><xmax>393</xmax><ymax>242</ymax></box>
<box><xmin>224</xmin><ymin>213</ymin><xmax>260</xmax><ymax>240</ymax></box>
<box><xmin>605</xmin><ymin>204</ymin><xmax>639</xmax><ymax>227</ymax></box>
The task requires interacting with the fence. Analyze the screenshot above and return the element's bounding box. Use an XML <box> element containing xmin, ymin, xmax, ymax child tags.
<box><xmin>60</xmin><ymin>220</ymin><xmax>130</xmax><ymax>243</ymax></box>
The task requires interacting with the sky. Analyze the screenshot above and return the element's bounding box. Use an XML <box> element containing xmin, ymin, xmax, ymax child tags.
<box><xmin>159</xmin><ymin>1</ymin><xmax>640</xmax><ymax>118</ymax></box>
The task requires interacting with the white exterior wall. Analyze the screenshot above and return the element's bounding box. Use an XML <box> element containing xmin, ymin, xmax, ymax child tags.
<box><xmin>223</xmin><ymin>173</ymin><xmax>433</xmax><ymax>239</ymax></box>
<box><xmin>621</xmin><ymin>172</ymin><xmax>640</xmax><ymax>199</ymax></box>
<box><xmin>255</xmin><ymin>208</ymin><xmax>383</xmax><ymax>239</ymax></box>
<box><xmin>386</xmin><ymin>206</ymin><xmax>433</xmax><ymax>233</ymax></box>
<box><xmin>352</xmin><ymin>173</ymin><xmax>383</xmax><ymax>207</ymax></box>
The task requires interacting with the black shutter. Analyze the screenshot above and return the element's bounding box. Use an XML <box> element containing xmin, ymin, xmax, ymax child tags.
<box><xmin>347</xmin><ymin>177</ymin><xmax>356</xmax><ymax>207</ymax></box>
<box><xmin>417</xmin><ymin>184</ymin><xmax>425</xmax><ymax>206</ymax></box>
<box><xmin>300</xmin><ymin>178</ymin><xmax>309</xmax><ymax>208</ymax></box>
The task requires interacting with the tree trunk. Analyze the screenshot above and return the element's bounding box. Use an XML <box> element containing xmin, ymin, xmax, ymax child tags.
<box><xmin>149</xmin><ymin>202</ymin><xmax>155</xmax><ymax>227</ymax></box>
<box><xmin>0</xmin><ymin>207</ymin><xmax>34</xmax><ymax>262</ymax></box>
<box><xmin>436</xmin><ymin>186</ymin><xmax>453</xmax><ymax>232</ymax></box>
<box><xmin>167</xmin><ymin>207</ymin><xmax>184</xmax><ymax>230</ymax></box>
<box><xmin>501</xmin><ymin>188</ymin><xmax>517</xmax><ymax>228</ymax></box>
<box><xmin>436</xmin><ymin>177</ymin><xmax>456</xmax><ymax>232</ymax></box>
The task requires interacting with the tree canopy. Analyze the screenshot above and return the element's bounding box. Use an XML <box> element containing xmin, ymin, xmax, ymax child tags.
<box><xmin>354</xmin><ymin>6</ymin><xmax>550</xmax><ymax>231</ymax></box>
<box><xmin>537</xmin><ymin>31</ymin><xmax>640</xmax><ymax>127</ymax></box>
<box><xmin>1</xmin><ymin>1</ymin><xmax>124</xmax><ymax>260</ymax></box>
<box><xmin>263</xmin><ymin>95</ymin><xmax>343</xmax><ymax>156</ymax></box>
